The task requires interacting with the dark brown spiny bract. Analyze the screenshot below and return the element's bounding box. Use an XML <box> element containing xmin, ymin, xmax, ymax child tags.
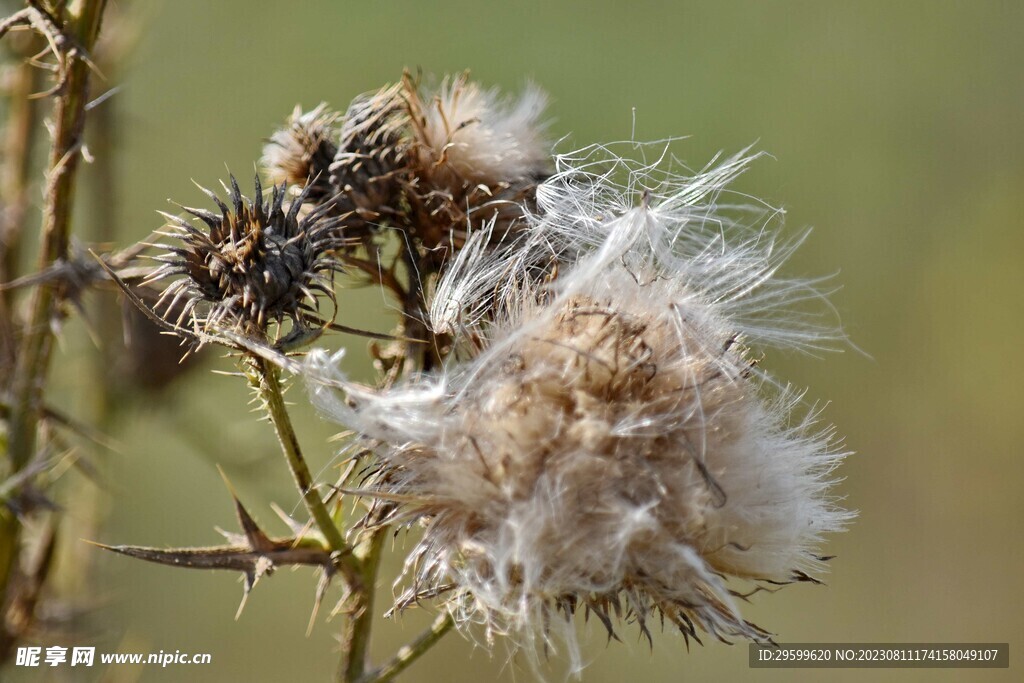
<box><xmin>147</xmin><ymin>176</ymin><xmax>347</xmax><ymax>338</ymax></box>
<box><xmin>327</xmin><ymin>82</ymin><xmax>408</xmax><ymax>244</ymax></box>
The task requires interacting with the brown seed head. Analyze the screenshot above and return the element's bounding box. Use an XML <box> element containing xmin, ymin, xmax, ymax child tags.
<box><xmin>147</xmin><ymin>176</ymin><xmax>347</xmax><ymax>339</ymax></box>
<box><xmin>400</xmin><ymin>71</ymin><xmax>551</xmax><ymax>257</ymax></box>
<box><xmin>327</xmin><ymin>82</ymin><xmax>409</xmax><ymax>243</ymax></box>
<box><xmin>263</xmin><ymin>73</ymin><xmax>552</xmax><ymax>264</ymax></box>
<box><xmin>322</xmin><ymin>262</ymin><xmax>846</xmax><ymax>654</ymax></box>
<box><xmin>262</xmin><ymin>104</ymin><xmax>341</xmax><ymax>205</ymax></box>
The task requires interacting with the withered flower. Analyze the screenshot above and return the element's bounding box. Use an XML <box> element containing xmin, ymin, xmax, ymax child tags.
<box><xmin>399</xmin><ymin>71</ymin><xmax>551</xmax><ymax>254</ymax></box>
<box><xmin>146</xmin><ymin>176</ymin><xmax>347</xmax><ymax>341</ymax></box>
<box><xmin>307</xmin><ymin>143</ymin><xmax>851</xmax><ymax>670</ymax></box>
<box><xmin>261</xmin><ymin>104</ymin><xmax>341</xmax><ymax>205</ymax></box>
<box><xmin>327</xmin><ymin>82</ymin><xmax>409</xmax><ymax>243</ymax></box>
<box><xmin>262</xmin><ymin>72</ymin><xmax>552</xmax><ymax>261</ymax></box>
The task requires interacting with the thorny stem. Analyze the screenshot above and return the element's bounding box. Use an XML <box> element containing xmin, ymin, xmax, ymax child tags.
<box><xmin>0</xmin><ymin>45</ymin><xmax>40</xmax><ymax>372</ymax></box>
<box><xmin>248</xmin><ymin>355</ymin><xmax>361</xmax><ymax>587</ymax></box>
<box><xmin>359</xmin><ymin>612</ymin><xmax>455</xmax><ymax>683</ymax></box>
<box><xmin>247</xmin><ymin>354</ymin><xmax>430</xmax><ymax>683</ymax></box>
<box><xmin>6</xmin><ymin>0</ymin><xmax>108</xmax><ymax>469</ymax></box>
<box><xmin>0</xmin><ymin>0</ymin><xmax>107</xmax><ymax>659</ymax></box>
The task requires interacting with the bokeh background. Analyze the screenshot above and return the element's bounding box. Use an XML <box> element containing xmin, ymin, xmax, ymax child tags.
<box><xmin>5</xmin><ymin>0</ymin><xmax>1023</xmax><ymax>681</ymax></box>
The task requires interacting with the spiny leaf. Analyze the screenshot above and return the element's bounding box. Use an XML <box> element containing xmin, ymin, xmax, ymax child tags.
<box><xmin>88</xmin><ymin>536</ymin><xmax>333</xmax><ymax>572</ymax></box>
<box><xmin>89</xmin><ymin>488</ymin><xmax>335</xmax><ymax>619</ymax></box>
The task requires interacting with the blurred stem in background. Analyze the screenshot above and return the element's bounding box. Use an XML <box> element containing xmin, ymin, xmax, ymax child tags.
<box><xmin>0</xmin><ymin>31</ymin><xmax>39</xmax><ymax>372</ymax></box>
<box><xmin>74</xmin><ymin>0</ymin><xmax>139</xmax><ymax>604</ymax></box>
<box><xmin>0</xmin><ymin>0</ymin><xmax>108</xmax><ymax>661</ymax></box>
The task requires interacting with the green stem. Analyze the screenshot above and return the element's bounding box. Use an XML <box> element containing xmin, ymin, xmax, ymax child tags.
<box><xmin>249</xmin><ymin>355</ymin><xmax>361</xmax><ymax>587</ymax></box>
<box><xmin>359</xmin><ymin>612</ymin><xmax>455</xmax><ymax>683</ymax></box>
<box><xmin>340</xmin><ymin>528</ymin><xmax>386</xmax><ymax>683</ymax></box>
<box><xmin>333</xmin><ymin>235</ymin><xmax>453</xmax><ymax>681</ymax></box>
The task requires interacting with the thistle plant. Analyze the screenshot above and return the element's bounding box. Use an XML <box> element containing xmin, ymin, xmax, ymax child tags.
<box><xmin>1</xmin><ymin>4</ymin><xmax>853</xmax><ymax>675</ymax></box>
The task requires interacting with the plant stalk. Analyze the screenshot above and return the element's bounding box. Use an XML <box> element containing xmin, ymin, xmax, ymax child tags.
<box><xmin>1</xmin><ymin>0</ymin><xmax>108</xmax><ymax>660</ymax></box>
<box><xmin>359</xmin><ymin>612</ymin><xmax>455</xmax><ymax>683</ymax></box>
<box><xmin>335</xmin><ymin>235</ymin><xmax>451</xmax><ymax>682</ymax></box>
<box><xmin>6</xmin><ymin>0</ymin><xmax>108</xmax><ymax>471</ymax></box>
<box><xmin>0</xmin><ymin>46</ymin><xmax>40</xmax><ymax>372</ymax></box>
<box><xmin>340</xmin><ymin>528</ymin><xmax>385</xmax><ymax>683</ymax></box>
<box><xmin>249</xmin><ymin>355</ymin><xmax>361</xmax><ymax>587</ymax></box>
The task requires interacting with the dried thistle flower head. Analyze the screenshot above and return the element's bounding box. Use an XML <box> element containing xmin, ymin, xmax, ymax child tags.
<box><xmin>308</xmin><ymin>143</ymin><xmax>851</xmax><ymax>668</ymax></box>
<box><xmin>406</xmin><ymin>71</ymin><xmax>550</xmax><ymax>189</ymax></box>
<box><xmin>261</xmin><ymin>104</ymin><xmax>341</xmax><ymax>205</ymax></box>
<box><xmin>262</xmin><ymin>72</ymin><xmax>552</xmax><ymax>260</ymax></box>
<box><xmin>263</xmin><ymin>86</ymin><xmax>409</xmax><ymax>253</ymax></box>
<box><xmin>401</xmin><ymin>71</ymin><xmax>551</xmax><ymax>253</ymax></box>
<box><xmin>325</xmin><ymin>82</ymin><xmax>409</xmax><ymax>245</ymax></box>
<box><xmin>146</xmin><ymin>176</ymin><xmax>346</xmax><ymax>340</ymax></box>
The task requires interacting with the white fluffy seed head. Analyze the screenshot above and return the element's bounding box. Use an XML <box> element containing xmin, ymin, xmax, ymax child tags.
<box><xmin>398</xmin><ymin>71</ymin><xmax>553</xmax><ymax>257</ymax></box>
<box><xmin>409</xmin><ymin>71</ymin><xmax>551</xmax><ymax>188</ymax></box>
<box><xmin>432</xmin><ymin>142</ymin><xmax>845</xmax><ymax>354</ymax></box>
<box><xmin>307</xmin><ymin>141</ymin><xmax>852</xmax><ymax>666</ymax></box>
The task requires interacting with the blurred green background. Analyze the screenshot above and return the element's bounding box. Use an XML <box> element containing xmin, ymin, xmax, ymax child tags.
<box><xmin>7</xmin><ymin>0</ymin><xmax>1024</xmax><ymax>681</ymax></box>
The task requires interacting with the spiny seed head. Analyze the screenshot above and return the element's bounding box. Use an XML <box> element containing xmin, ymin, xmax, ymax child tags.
<box><xmin>261</xmin><ymin>104</ymin><xmax>341</xmax><ymax>205</ymax></box>
<box><xmin>147</xmin><ymin>176</ymin><xmax>347</xmax><ymax>338</ymax></box>
<box><xmin>263</xmin><ymin>72</ymin><xmax>552</xmax><ymax>260</ymax></box>
<box><xmin>326</xmin><ymin>82</ymin><xmax>409</xmax><ymax>244</ymax></box>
